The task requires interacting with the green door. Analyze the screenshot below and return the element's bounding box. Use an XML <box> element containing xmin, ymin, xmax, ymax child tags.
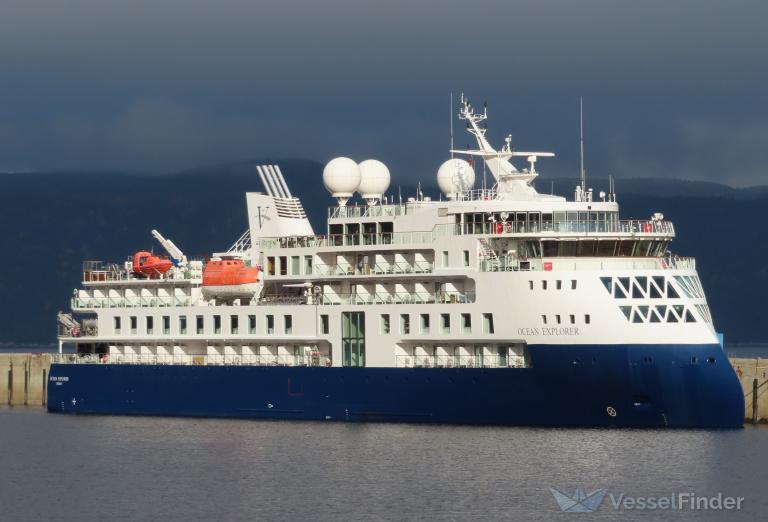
<box><xmin>342</xmin><ymin>312</ymin><xmax>365</xmax><ymax>367</ymax></box>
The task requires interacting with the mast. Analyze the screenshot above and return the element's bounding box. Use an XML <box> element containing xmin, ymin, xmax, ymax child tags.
<box><xmin>579</xmin><ymin>96</ymin><xmax>586</xmax><ymax>196</ymax></box>
<box><xmin>450</xmin><ymin>92</ymin><xmax>454</xmax><ymax>159</ymax></box>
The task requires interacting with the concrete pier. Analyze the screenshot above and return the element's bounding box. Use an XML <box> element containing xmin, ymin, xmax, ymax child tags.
<box><xmin>0</xmin><ymin>353</ymin><xmax>52</xmax><ymax>407</ymax></box>
<box><xmin>0</xmin><ymin>352</ymin><xmax>766</xmax><ymax>423</ymax></box>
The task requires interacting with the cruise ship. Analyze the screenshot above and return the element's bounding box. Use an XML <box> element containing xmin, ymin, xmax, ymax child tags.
<box><xmin>48</xmin><ymin>96</ymin><xmax>744</xmax><ymax>428</ymax></box>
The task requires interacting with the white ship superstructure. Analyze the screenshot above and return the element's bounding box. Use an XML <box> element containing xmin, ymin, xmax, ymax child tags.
<box><xmin>50</xmin><ymin>95</ymin><xmax>743</xmax><ymax>428</ymax></box>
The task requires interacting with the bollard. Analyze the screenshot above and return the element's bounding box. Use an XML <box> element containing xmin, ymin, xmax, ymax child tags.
<box><xmin>753</xmin><ymin>378</ymin><xmax>759</xmax><ymax>425</ymax></box>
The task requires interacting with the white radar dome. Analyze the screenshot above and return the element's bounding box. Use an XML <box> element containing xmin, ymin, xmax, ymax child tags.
<box><xmin>323</xmin><ymin>157</ymin><xmax>361</xmax><ymax>206</ymax></box>
<box><xmin>357</xmin><ymin>159</ymin><xmax>391</xmax><ymax>204</ymax></box>
<box><xmin>437</xmin><ymin>158</ymin><xmax>475</xmax><ymax>198</ymax></box>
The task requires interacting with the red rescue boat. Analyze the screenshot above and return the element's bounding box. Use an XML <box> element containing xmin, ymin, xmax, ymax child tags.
<box><xmin>202</xmin><ymin>258</ymin><xmax>263</xmax><ymax>299</ymax></box>
<box><xmin>132</xmin><ymin>251</ymin><xmax>173</xmax><ymax>277</ymax></box>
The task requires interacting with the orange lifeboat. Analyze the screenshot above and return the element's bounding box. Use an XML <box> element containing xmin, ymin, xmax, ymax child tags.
<box><xmin>202</xmin><ymin>258</ymin><xmax>263</xmax><ymax>299</ymax></box>
<box><xmin>132</xmin><ymin>251</ymin><xmax>173</xmax><ymax>277</ymax></box>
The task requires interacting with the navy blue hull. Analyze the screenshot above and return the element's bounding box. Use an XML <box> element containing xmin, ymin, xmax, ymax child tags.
<box><xmin>47</xmin><ymin>343</ymin><xmax>745</xmax><ymax>428</ymax></box>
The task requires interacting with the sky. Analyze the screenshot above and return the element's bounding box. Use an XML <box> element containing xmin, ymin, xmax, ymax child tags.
<box><xmin>0</xmin><ymin>0</ymin><xmax>766</xmax><ymax>186</ymax></box>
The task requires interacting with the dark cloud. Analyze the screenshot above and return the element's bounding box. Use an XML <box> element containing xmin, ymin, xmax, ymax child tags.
<box><xmin>0</xmin><ymin>0</ymin><xmax>766</xmax><ymax>186</ymax></box>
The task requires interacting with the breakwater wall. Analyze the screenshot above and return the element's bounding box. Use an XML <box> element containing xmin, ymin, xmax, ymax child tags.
<box><xmin>1</xmin><ymin>353</ymin><xmax>767</xmax><ymax>423</ymax></box>
<box><xmin>0</xmin><ymin>353</ymin><xmax>52</xmax><ymax>406</ymax></box>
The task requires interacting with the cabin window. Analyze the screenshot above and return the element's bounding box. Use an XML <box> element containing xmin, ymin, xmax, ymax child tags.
<box><xmin>196</xmin><ymin>315</ymin><xmax>203</xmax><ymax>334</ymax></box>
<box><xmin>321</xmin><ymin>314</ymin><xmax>329</xmax><ymax>335</ymax></box>
<box><xmin>179</xmin><ymin>316</ymin><xmax>187</xmax><ymax>335</ymax></box>
<box><xmin>483</xmin><ymin>313</ymin><xmax>494</xmax><ymax>334</ymax></box>
<box><xmin>284</xmin><ymin>315</ymin><xmax>292</xmax><ymax>334</ymax></box>
<box><xmin>463</xmin><ymin>250</ymin><xmax>470</xmax><ymax>267</ymax></box>
<box><xmin>400</xmin><ymin>314</ymin><xmax>410</xmax><ymax>335</ymax></box>
<box><xmin>146</xmin><ymin>316</ymin><xmax>154</xmax><ymax>335</ymax></box>
<box><xmin>230</xmin><ymin>315</ymin><xmax>239</xmax><ymax>335</ymax></box>
<box><xmin>380</xmin><ymin>314</ymin><xmax>390</xmax><ymax>334</ymax></box>
<box><xmin>420</xmin><ymin>314</ymin><xmax>430</xmax><ymax>334</ymax></box>
<box><xmin>304</xmin><ymin>255</ymin><xmax>313</xmax><ymax>275</ymax></box>
<box><xmin>542</xmin><ymin>280</ymin><xmax>547</xmax><ymax>290</ymax></box>
<box><xmin>441</xmin><ymin>313</ymin><xmax>450</xmax><ymax>334</ymax></box>
<box><xmin>279</xmin><ymin>256</ymin><xmax>287</xmax><ymax>275</ymax></box>
<box><xmin>266</xmin><ymin>315</ymin><xmax>274</xmax><ymax>334</ymax></box>
<box><xmin>555</xmin><ymin>315</ymin><xmax>561</xmax><ymax>325</ymax></box>
<box><xmin>571</xmin><ymin>279</ymin><xmax>577</xmax><ymax>290</ymax></box>
<box><xmin>556</xmin><ymin>280</ymin><xmax>562</xmax><ymax>290</ymax></box>
<box><xmin>442</xmin><ymin>251</ymin><xmax>449</xmax><ymax>267</ymax></box>
<box><xmin>528</xmin><ymin>280</ymin><xmax>534</xmax><ymax>290</ymax></box>
<box><xmin>267</xmin><ymin>256</ymin><xmax>275</xmax><ymax>276</ymax></box>
<box><xmin>584</xmin><ymin>314</ymin><xmax>591</xmax><ymax>325</ymax></box>
<box><xmin>113</xmin><ymin>316</ymin><xmax>121</xmax><ymax>334</ymax></box>
<box><xmin>213</xmin><ymin>315</ymin><xmax>221</xmax><ymax>334</ymax></box>
<box><xmin>130</xmin><ymin>316</ymin><xmax>137</xmax><ymax>334</ymax></box>
<box><xmin>248</xmin><ymin>315</ymin><xmax>256</xmax><ymax>334</ymax></box>
<box><xmin>291</xmin><ymin>256</ymin><xmax>300</xmax><ymax>275</ymax></box>
<box><xmin>162</xmin><ymin>315</ymin><xmax>170</xmax><ymax>335</ymax></box>
<box><xmin>462</xmin><ymin>313</ymin><xmax>471</xmax><ymax>334</ymax></box>
<box><xmin>569</xmin><ymin>314</ymin><xmax>575</xmax><ymax>324</ymax></box>
<box><xmin>541</xmin><ymin>315</ymin><xmax>547</xmax><ymax>325</ymax></box>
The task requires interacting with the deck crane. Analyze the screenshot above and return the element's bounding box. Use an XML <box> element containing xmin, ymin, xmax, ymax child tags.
<box><xmin>151</xmin><ymin>229</ymin><xmax>188</xmax><ymax>268</ymax></box>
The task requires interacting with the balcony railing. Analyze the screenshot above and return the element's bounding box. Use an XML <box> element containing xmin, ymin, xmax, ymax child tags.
<box><xmin>54</xmin><ymin>353</ymin><xmax>332</xmax><ymax>367</ymax></box>
<box><xmin>310</xmin><ymin>261</ymin><xmax>433</xmax><ymax>277</ymax></box>
<box><xmin>72</xmin><ymin>296</ymin><xmax>194</xmax><ymax>309</ymax></box>
<box><xmin>58</xmin><ymin>324</ymin><xmax>98</xmax><ymax>338</ymax></box>
<box><xmin>478</xmin><ymin>255</ymin><xmax>696</xmax><ymax>273</ymax></box>
<box><xmin>318</xmin><ymin>291</ymin><xmax>474</xmax><ymax>306</ymax></box>
<box><xmin>395</xmin><ymin>355</ymin><xmax>527</xmax><ymax>368</ymax></box>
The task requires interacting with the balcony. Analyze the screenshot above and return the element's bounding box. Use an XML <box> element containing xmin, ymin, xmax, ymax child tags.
<box><xmin>54</xmin><ymin>353</ymin><xmax>332</xmax><ymax>367</ymax></box>
<box><xmin>318</xmin><ymin>290</ymin><xmax>474</xmax><ymax>306</ymax></box>
<box><xmin>311</xmin><ymin>261</ymin><xmax>433</xmax><ymax>277</ymax></box>
<box><xmin>395</xmin><ymin>355</ymin><xmax>527</xmax><ymax>368</ymax></box>
<box><xmin>72</xmin><ymin>295</ymin><xmax>194</xmax><ymax>310</ymax></box>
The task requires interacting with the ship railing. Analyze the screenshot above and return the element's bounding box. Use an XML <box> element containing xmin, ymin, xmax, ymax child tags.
<box><xmin>329</xmin><ymin>204</ymin><xmax>407</xmax><ymax>219</ymax></box>
<box><xmin>57</xmin><ymin>325</ymin><xmax>98</xmax><ymax>338</ymax></box>
<box><xmin>82</xmin><ymin>263</ymin><xmax>202</xmax><ymax>284</ymax></box>
<box><xmin>72</xmin><ymin>296</ymin><xmax>194</xmax><ymax>309</ymax></box>
<box><xmin>432</xmin><ymin>219</ymin><xmax>674</xmax><ymax>238</ymax></box>
<box><xmin>257</xmin><ymin>295</ymin><xmax>307</xmax><ymax>305</ymax></box>
<box><xmin>395</xmin><ymin>355</ymin><xmax>527</xmax><ymax>368</ymax></box>
<box><xmin>318</xmin><ymin>291</ymin><xmax>475</xmax><ymax>306</ymax></box>
<box><xmin>53</xmin><ymin>353</ymin><xmax>333</xmax><ymax>367</ymax></box>
<box><xmin>311</xmin><ymin>261</ymin><xmax>434</xmax><ymax>277</ymax></box>
<box><xmin>478</xmin><ymin>255</ymin><xmax>696</xmax><ymax>273</ymax></box>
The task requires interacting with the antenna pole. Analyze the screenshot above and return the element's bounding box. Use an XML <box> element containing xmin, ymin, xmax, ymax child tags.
<box><xmin>450</xmin><ymin>92</ymin><xmax>454</xmax><ymax>159</ymax></box>
<box><xmin>579</xmin><ymin>96</ymin><xmax>586</xmax><ymax>195</ymax></box>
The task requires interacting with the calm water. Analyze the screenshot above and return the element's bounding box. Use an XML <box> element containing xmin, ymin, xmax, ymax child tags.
<box><xmin>0</xmin><ymin>408</ymin><xmax>765</xmax><ymax>521</ymax></box>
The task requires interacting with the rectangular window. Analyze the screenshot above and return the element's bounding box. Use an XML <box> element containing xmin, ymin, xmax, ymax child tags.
<box><xmin>400</xmin><ymin>314</ymin><xmax>410</xmax><ymax>335</ymax></box>
<box><xmin>380</xmin><ymin>314</ymin><xmax>390</xmax><ymax>334</ymax></box>
<box><xmin>248</xmin><ymin>315</ymin><xmax>256</xmax><ymax>334</ymax></box>
<box><xmin>291</xmin><ymin>256</ymin><xmax>300</xmax><ymax>275</ymax></box>
<box><xmin>321</xmin><ymin>314</ymin><xmax>329</xmax><ymax>335</ymax></box>
<box><xmin>529</xmin><ymin>280</ymin><xmax>534</xmax><ymax>290</ymax></box>
<box><xmin>146</xmin><ymin>316</ymin><xmax>154</xmax><ymax>335</ymax></box>
<box><xmin>213</xmin><ymin>315</ymin><xmax>221</xmax><ymax>334</ymax></box>
<box><xmin>267</xmin><ymin>256</ymin><xmax>275</xmax><ymax>276</ymax></box>
<box><xmin>462</xmin><ymin>313</ymin><xmax>471</xmax><ymax>333</ymax></box>
<box><xmin>196</xmin><ymin>315</ymin><xmax>204</xmax><ymax>334</ymax></box>
<box><xmin>231</xmin><ymin>315</ymin><xmax>239</xmax><ymax>335</ymax></box>
<box><xmin>266</xmin><ymin>315</ymin><xmax>274</xmax><ymax>334</ymax></box>
<box><xmin>113</xmin><ymin>316</ymin><xmax>121</xmax><ymax>334</ymax></box>
<box><xmin>556</xmin><ymin>280</ymin><xmax>562</xmax><ymax>290</ymax></box>
<box><xmin>483</xmin><ymin>313</ymin><xmax>494</xmax><ymax>334</ymax></box>
<box><xmin>162</xmin><ymin>315</ymin><xmax>170</xmax><ymax>335</ymax></box>
<box><xmin>179</xmin><ymin>316</ymin><xmax>187</xmax><ymax>335</ymax></box>
<box><xmin>542</xmin><ymin>315</ymin><xmax>547</xmax><ymax>325</ymax></box>
<box><xmin>284</xmin><ymin>315</ymin><xmax>292</xmax><ymax>334</ymax></box>
<box><xmin>463</xmin><ymin>250</ymin><xmax>470</xmax><ymax>267</ymax></box>
<box><xmin>441</xmin><ymin>313</ymin><xmax>450</xmax><ymax>334</ymax></box>
<box><xmin>555</xmin><ymin>314</ymin><xmax>561</xmax><ymax>325</ymax></box>
<box><xmin>420</xmin><ymin>314</ymin><xmax>430</xmax><ymax>334</ymax></box>
<box><xmin>304</xmin><ymin>255</ymin><xmax>313</xmax><ymax>275</ymax></box>
<box><xmin>569</xmin><ymin>314</ymin><xmax>575</xmax><ymax>324</ymax></box>
<box><xmin>130</xmin><ymin>316</ymin><xmax>137</xmax><ymax>334</ymax></box>
<box><xmin>279</xmin><ymin>256</ymin><xmax>287</xmax><ymax>275</ymax></box>
<box><xmin>571</xmin><ymin>279</ymin><xmax>577</xmax><ymax>290</ymax></box>
<box><xmin>542</xmin><ymin>280</ymin><xmax>547</xmax><ymax>290</ymax></box>
<box><xmin>442</xmin><ymin>251</ymin><xmax>449</xmax><ymax>267</ymax></box>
